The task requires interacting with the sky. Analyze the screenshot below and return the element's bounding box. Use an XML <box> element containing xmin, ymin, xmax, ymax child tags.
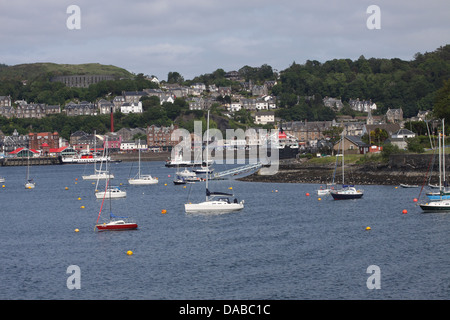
<box><xmin>1</xmin><ymin>0</ymin><xmax>449</xmax><ymax>81</ymax></box>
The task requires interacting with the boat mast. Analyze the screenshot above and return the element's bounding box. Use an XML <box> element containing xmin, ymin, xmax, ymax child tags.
<box><xmin>137</xmin><ymin>139</ymin><xmax>141</xmax><ymax>179</ymax></box>
<box><xmin>439</xmin><ymin>123</ymin><xmax>442</xmax><ymax>193</ymax></box>
<box><xmin>443</xmin><ymin>119</ymin><xmax>446</xmax><ymax>190</ymax></box>
<box><xmin>205</xmin><ymin>110</ymin><xmax>210</xmax><ymax>201</ymax></box>
<box><xmin>342</xmin><ymin>139</ymin><xmax>344</xmax><ymax>185</ymax></box>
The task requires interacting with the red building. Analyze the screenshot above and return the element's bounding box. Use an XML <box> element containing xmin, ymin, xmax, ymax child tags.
<box><xmin>28</xmin><ymin>132</ymin><xmax>59</xmax><ymax>153</ymax></box>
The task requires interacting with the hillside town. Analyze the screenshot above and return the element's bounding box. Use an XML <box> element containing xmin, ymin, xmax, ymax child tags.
<box><xmin>0</xmin><ymin>70</ymin><xmax>434</xmax><ymax>161</ymax></box>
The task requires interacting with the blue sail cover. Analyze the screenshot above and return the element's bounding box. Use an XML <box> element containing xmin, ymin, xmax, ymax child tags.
<box><xmin>206</xmin><ymin>188</ymin><xmax>233</xmax><ymax>197</ymax></box>
<box><xmin>110</xmin><ymin>212</ymin><xmax>128</xmax><ymax>219</ymax></box>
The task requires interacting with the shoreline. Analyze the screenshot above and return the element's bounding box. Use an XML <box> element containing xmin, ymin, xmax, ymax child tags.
<box><xmin>238</xmin><ymin>155</ymin><xmax>440</xmax><ymax>186</ymax></box>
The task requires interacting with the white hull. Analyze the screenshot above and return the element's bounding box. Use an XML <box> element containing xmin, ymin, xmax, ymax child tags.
<box><xmin>177</xmin><ymin>169</ymin><xmax>196</xmax><ymax>178</ymax></box>
<box><xmin>128</xmin><ymin>175</ymin><xmax>158</xmax><ymax>185</ymax></box>
<box><xmin>95</xmin><ymin>188</ymin><xmax>126</xmax><ymax>199</ymax></box>
<box><xmin>82</xmin><ymin>173</ymin><xmax>114</xmax><ymax>180</ymax></box>
<box><xmin>419</xmin><ymin>199</ymin><xmax>450</xmax><ymax>212</ymax></box>
<box><xmin>25</xmin><ymin>182</ymin><xmax>35</xmax><ymax>189</ymax></box>
<box><xmin>62</xmin><ymin>156</ymin><xmax>110</xmax><ymax>164</ymax></box>
<box><xmin>185</xmin><ymin>200</ymin><xmax>244</xmax><ymax>213</ymax></box>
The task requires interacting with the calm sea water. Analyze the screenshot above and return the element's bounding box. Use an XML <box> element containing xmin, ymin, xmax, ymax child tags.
<box><xmin>0</xmin><ymin>161</ymin><xmax>448</xmax><ymax>300</ymax></box>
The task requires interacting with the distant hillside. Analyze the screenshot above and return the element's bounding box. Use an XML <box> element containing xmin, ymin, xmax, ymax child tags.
<box><xmin>0</xmin><ymin>62</ymin><xmax>134</xmax><ymax>81</ymax></box>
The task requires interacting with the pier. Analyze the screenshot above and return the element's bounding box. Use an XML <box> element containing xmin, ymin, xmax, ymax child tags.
<box><xmin>211</xmin><ymin>162</ymin><xmax>263</xmax><ymax>180</ymax></box>
<box><xmin>0</xmin><ymin>156</ymin><xmax>62</xmax><ymax>166</ymax></box>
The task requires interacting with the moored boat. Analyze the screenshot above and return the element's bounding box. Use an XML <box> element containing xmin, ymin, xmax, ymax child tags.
<box><xmin>419</xmin><ymin>200</ymin><xmax>450</xmax><ymax>212</ymax></box>
<box><xmin>330</xmin><ymin>186</ymin><xmax>364</xmax><ymax>200</ymax></box>
<box><xmin>95</xmin><ymin>214</ymin><xmax>137</xmax><ymax>231</ymax></box>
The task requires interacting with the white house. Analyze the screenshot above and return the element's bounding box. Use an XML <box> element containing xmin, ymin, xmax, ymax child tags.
<box><xmin>388</xmin><ymin>128</ymin><xmax>416</xmax><ymax>150</ymax></box>
<box><xmin>254</xmin><ymin>111</ymin><xmax>275</xmax><ymax>125</ymax></box>
<box><xmin>120</xmin><ymin>140</ymin><xmax>148</xmax><ymax>151</ymax></box>
<box><xmin>121</xmin><ymin>101</ymin><xmax>143</xmax><ymax>114</ymax></box>
<box><xmin>391</xmin><ymin>128</ymin><xmax>416</xmax><ymax>140</ymax></box>
<box><xmin>160</xmin><ymin>94</ymin><xmax>175</xmax><ymax>105</ymax></box>
<box><xmin>255</xmin><ymin>100</ymin><xmax>268</xmax><ymax>110</ymax></box>
<box><xmin>229</xmin><ymin>102</ymin><xmax>242</xmax><ymax>112</ymax></box>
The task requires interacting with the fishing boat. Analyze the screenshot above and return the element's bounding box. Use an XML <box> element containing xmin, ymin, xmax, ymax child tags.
<box><xmin>329</xmin><ymin>134</ymin><xmax>364</xmax><ymax>200</ymax></box>
<box><xmin>128</xmin><ymin>140</ymin><xmax>158</xmax><ymax>185</ymax></box>
<box><xmin>185</xmin><ymin>111</ymin><xmax>244</xmax><ymax>213</ymax></box>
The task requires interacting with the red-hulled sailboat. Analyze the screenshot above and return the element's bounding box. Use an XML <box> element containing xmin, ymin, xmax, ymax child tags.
<box><xmin>94</xmin><ymin>138</ymin><xmax>137</xmax><ymax>231</ymax></box>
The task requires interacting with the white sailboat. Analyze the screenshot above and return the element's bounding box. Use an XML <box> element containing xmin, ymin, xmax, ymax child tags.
<box><xmin>25</xmin><ymin>154</ymin><xmax>35</xmax><ymax>189</ymax></box>
<box><xmin>184</xmin><ymin>110</ymin><xmax>244</xmax><ymax>213</ymax></box>
<box><xmin>95</xmin><ymin>185</ymin><xmax>126</xmax><ymax>199</ymax></box>
<box><xmin>128</xmin><ymin>140</ymin><xmax>158</xmax><ymax>185</ymax></box>
<box><xmin>82</xmin><ymin>133</ymin><xmax>114</xmax><ymax>180</ymax></box>
<box><xmin>329</xmin><ymin>133</ymin><xmax>364</xmax><ymax>200</ymax></box>
<box><xmin>95</xmin><ymin>174</ymin><xmax>136</xmax><ymax>231</ymax></box>
<box><xmin>317</xmin><ymin>150</ymin><xmax>339</xmax><ymax>195</ymax></box>
<box><xmin>420</xmin><ymin>119</ymin><xmax>450</xmax><ymax>212</ymax></box>
<box><xmin>94</xmin><ymin>138</ymin><xmax>126</xmax><ymax>199</ymax></box>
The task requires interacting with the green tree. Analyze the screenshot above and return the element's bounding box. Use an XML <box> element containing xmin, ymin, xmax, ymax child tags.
<box><xmin>167</xmin><ymin>71</ymin><xmax>184</xmax><ymax>84</ymax></box>
<box><xmin>369</xmin><ymin>128</ymin><xmax>389</xmax><ymax>146</ymax></box>
<box><xmin>433</xmin><ymin>80</ymin><xmax>450</xmax><ymax>123</ymax></box>
<box><xmin>406</xmin><ymin>137</ymin><xmax>425</xmax><ymax>153</ymax></box>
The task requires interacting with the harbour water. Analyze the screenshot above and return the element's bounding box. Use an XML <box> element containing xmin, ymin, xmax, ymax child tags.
<box><xmin>0</xmin><ymin>161</ymin><xmax>448</xmax><ymax>300</ymax></box>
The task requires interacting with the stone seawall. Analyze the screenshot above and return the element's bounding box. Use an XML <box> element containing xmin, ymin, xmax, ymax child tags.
<box><xmin>239</xmin><ymin>154</ymin><xmax>442</xmax><ymax>186</ymax></box>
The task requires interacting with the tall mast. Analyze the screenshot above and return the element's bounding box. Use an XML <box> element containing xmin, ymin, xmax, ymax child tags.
<box><xmin>206</xmin><ymin>110</ymin><xmax>210</xmax><ymax>201</ymax></box>
<box><xmin>443</xmin><ymin>119</ymin><xmax>446</xmax><ymax>189</ymax></box>
<box><xmin>341</xmin><ymin>132</ymin><xmax>345</xmax><ymax>185</ymax></box>
<box><xmin>439</xmin><ymin>124</ymin><xmax>442</xmax><ymax>192</ymax></box>
<box><xmin>138</xmin><ymin>139</ymin><xmax>141</xmax><ymax>178</ymax></box>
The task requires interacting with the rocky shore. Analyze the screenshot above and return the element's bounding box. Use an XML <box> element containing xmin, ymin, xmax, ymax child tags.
<box><xmin>110</xmin><ymin>151</ymin><xmax>171</xmax><ymax>162</ymax></box>
<box><xmin>239</xmin><ymin>154</ymin><xmax>442</xmax><ymax>186</ymax></box>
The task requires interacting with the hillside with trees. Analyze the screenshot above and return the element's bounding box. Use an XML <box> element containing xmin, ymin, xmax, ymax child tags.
<box><xmin>272</xmin><ymin>45</ymin><xmax>450</xmax><ymax>121</ymax></box>
<box><xmin>0</xmin><ymin>45</ymin><xmax>449</xmax><ymax>138</ymax></box>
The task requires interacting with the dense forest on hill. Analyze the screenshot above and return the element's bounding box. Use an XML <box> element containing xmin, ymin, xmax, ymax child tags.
<box><xmin>271</xmin><ymin>45</ymin><xmax>450</xmax><ymax>120</ymax></box>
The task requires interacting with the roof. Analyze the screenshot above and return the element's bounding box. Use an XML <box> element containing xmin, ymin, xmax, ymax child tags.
<box><xmin>395</xmin><ymin>128</ymin><xmax>415</xmax><ymax>135</ymax></box>
<box><xmin>49</xmin><ymin>146</ymin><xmax>69</xmax><ymax>153</ymax></box>
<box><xmin>9</xmin><ymin>147</ymin><xmax>39</xmax><ymax>154</ymax></box>
<box><xmin>333</xmin><ymin>135</ymin><xmax>370</xmax><ymax>148</ymax></box>
<box><xmin>345</xmin><ymin>135</ymin><xmax>370</xmax><ymax>147</ymax></box>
